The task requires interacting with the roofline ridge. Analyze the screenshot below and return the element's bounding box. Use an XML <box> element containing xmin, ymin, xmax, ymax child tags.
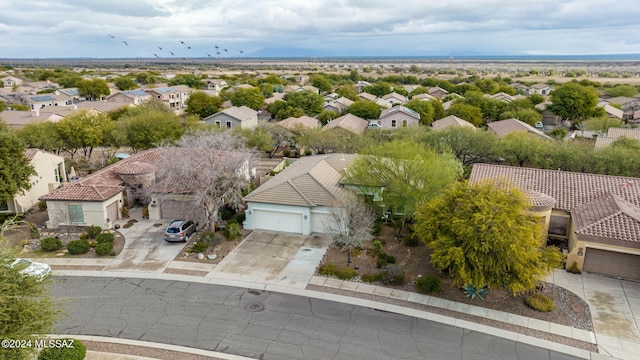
<box><xmin>577</xmin><ymin>211</ymin><xmax>623</xmax><ymax>232</ymax></box>
<box><xmin>287</xmin><ymin>179</ymin><xmax>315</xmax><ymax>206</ymax></box>
<box><xmin>307</xmin><ymin>160</ymin><xmax>341</xmax><ymax>201</ymax></box>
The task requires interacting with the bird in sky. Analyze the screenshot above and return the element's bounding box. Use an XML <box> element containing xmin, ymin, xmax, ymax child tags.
<box><xmin>207</xmin><ymin>53</ymin><xmax>212</xmax><ymax>57</ymax></box>
<box><xmin>108</xmin><ymin>34</ymin><xmax>115</xmax><ymax>38</ymax></box>
<box><xmin>224</xmin><ymin>49</ymin><xmax>228</xmax><ymax>52</ymax></box>
<box><xmin>157</xmin><ymin>46</ymin><xmax>163</xmax><ymax>51</ymax></box>
<box><xmin>122</xmin><ymin>41</ymin><xmax>129</xmax><ymax>47</ymax></box>
<box><xmin>169</xmin><ymin>51</ymin><xmax>175</xmax><ymax>56</ymax></box>
<box><xmin>180</xmin><ymin>40</ymin><xmax>185</xmax><ymax>44</ymax></box>
<box><xmin>239</xmin><ymin>49</ymin><xmax>244</xmax><ymax>54</ymax></box>
<box><xmin>153</xmin><ymin>53</ymin><xmax>159</xmax><ymax>58</ymax></box>
<box><xmin>187</xmin><ymin>46</ymin><xmax>192</xmax><ymax>50</ymax></box>
<box><xmin>215</xmin><ymin>44</ymin><xmax>219</xmax><ymax>50</ymax></box>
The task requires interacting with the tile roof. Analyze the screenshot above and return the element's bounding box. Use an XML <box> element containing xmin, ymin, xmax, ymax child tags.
<box><xmin>219</xmin><ymin>106</ymin><xmax>257</xmax><ymax>121</ymax></box>
<box><xmin>469</xmin><ymin>163</ymin><xmax>640</xmax><ymax>212</ymax></box>
<box><xmin>594</xmin><ymin>128</ymin><xmax>640</xmax><ymax>148</ymax></box>
<box><xmin>323</xmin><ymin>113</ymin><xmax>368</xmax><ymax>135</ymax></box>
<box><xmin>431</xmin><ymin>115</ymin><xmax>476</xmax><ymax>130</ymax></box>
<box><xmin>487</xmin><ymin>118</ymin><xmax>553</xmax><ymax>140</ymax></box>
<box><xmin>278</xmin><ymin>116</ymin><xmax>320</xmax><ymax>131</ymax></box>
<box><xmin>244</xmin><ymin>154</ymin><xmax>356</xmax><ymax>207</ymax></box>
<box><xmin>572</xmin><ymin>193</ymin><xmax>640</xmax><ymax>246</ymax></box>
<box><xmin>24</xmin><ymin>148</ymin><xmax>39</xmax><ymax>160</ymax></box>
<box><xmin>379</xmin><ymin>106</ymin><xmax>420</xmax><ymax>119</ymax></box>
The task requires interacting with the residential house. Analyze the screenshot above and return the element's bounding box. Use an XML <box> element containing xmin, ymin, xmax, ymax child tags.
<box><xmin>535</xmin><ymin>102</ymin><xmax>562</xmax><ymax>126</ymax></box>
<box><xmin>277</xmin><ymin>116</ymin><xmax>321</xmax><ymax>132</ymax></box>
<box><xmin>431</xmin><ymin>115</ymin><xmax>476</xmax><ymax>131</ymax></box>
<box><xmin>529</xmin><ymin>83</ymin><xmax>554</xmax><ymax>95</ymax></box>
<box><xmin>2</xmin><ymin>76</ymin><xmax>23</xmax><ymax>88</ymax></box>
<box><xmin>603</xmin><ymin>96</ymin><xmax>640</xmax><ymax>122</ymax></box>
<box><xmin>470</xmin><ymin>163</ymin><xmax>640</xmax><ymax>280</ymax></box>
<box><xmin>204</xmin><ymin>79</ymin><xmax>228</xmax><ymax>92</ymax></box>
<box><xmin>354</xmin><ymin>81</ymin><xmax>371</xmax><ymax>93</ymax></box>
<box><xmin>244</xmin><ymin>154</ymin><xmax>357</xmax><ymax>234</ymax></box>
<box><xmin>203</xmin><ymin>106</ymin><xmax>259</xmax><ymax>129</ymax></box>
<box><xmin>378</xmin><ymin>106</ymin><xmax>420</xmax><ymax>129</ymax></box>
<box><xmin>597</xmin><ymin>101</ymin><xmax>624</xmax><ymax>120</ymax></box>
<box><xmin>27</xmin><ymin>92</ymin><xmax>74</xmax><ymax>110</ymax></box>
<box><xmin>323</xmin><ymin>113</ymin><xmax>368</xmax><ymax>136</ymax></box>
<box><xmin>106</xmin><ymin>89</ymin><xmax>152</xmax><ymax>106</ymax></box>
<box><xmin>144</xmin><ymin>85</ymin><xmax>192</xmax><ymax>113</ymax></box>
<box><xmin>374</xmin><ymin>98</ymin><xmax>392</xmax><ymax>109</ymax></box>
<box><xmin>323</xmin><ymin>97</ymin><xmax>354</xmax><ymax>114</ymax></box>
<box><xmin>381</xmin><ymin>92</ymin><xmax>408</xmax><ymax>105</ymax></box>
<box><xmin>594</xmin><ymin>128</ymin><xmax>640</xmax><ymax>148</ymax></box>
<box><xmin>411</xmin><ymin>93</ymin><xmax>438</xmax><ymax>102</ymax></box>
<box><xmin>358</xmin><ymin>92</ymin><xmax>377</xmax><ymax>102</ymax></box>
<box><xmin>487</xmin><ymin>118</ymin><xmax>553</xmax><ymax>140</ymax></box>
<box><xmin>1</xmin><ymin>149</ymin><xmax>66</xmax><ymax>214</ymax></box>
<box><xmin>0</xmin><ymin>108</ymin><xmax>65</xmax><ymax>129</ymax></box>
<box><xmin>487</xmin><ymin>92</ymin><xmax>515</xmax><ymax>103</ymax></box>
<box><xmin>428</xmin><ymin>86</ymin><xmax>449</xmax><ymax>99</ymax></box>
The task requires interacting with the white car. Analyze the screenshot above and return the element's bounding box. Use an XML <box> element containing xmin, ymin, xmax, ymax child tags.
<box><xmin>10</xmin><ymin>258</ymin><xmax>51</xmax><ymax>280</ymax></box>
<box><xmin>535</xmin><ymin>122</ymin><xmax>544</xmax><ymax>129</ymax></box>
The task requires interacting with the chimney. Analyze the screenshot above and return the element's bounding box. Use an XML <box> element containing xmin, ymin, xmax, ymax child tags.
<box><xmin>31</xmin><ymin>109</ymin><xmax>40</xmax><ymax>117</ymax></box>
<box><xmin>54</xmin><ymin>90</ymin><xmax>60</xmax><ymax>95</ymax></box>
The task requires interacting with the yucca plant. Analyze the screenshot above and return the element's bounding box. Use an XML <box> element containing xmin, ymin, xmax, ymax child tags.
<box><xmin>463</xmin><ymin>284</ymin><xmax>489</xmax><ymax>300</ymax></box>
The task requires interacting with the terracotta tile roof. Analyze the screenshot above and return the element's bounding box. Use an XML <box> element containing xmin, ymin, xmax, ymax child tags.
<box><xmin>594</xmin><ymin>128</ymin><xmax>640</xmax><ymax>148</ymax></box>
<box><xmin>572</xmin><ymin>193</ymin><xmax>640</xmax><ymax>246</ymax></box>
<box><xmin>431</xmin><ymin>115</ymin><xmax>476</xmax><ymax>130</ymax></box>
<box><xmin>323</xmin><ymin>114</ymin><xmax>368</xmax><ymax>135</ymax></box>
<box><xmin>487</xmin><ymin>118</ymin><xmax>553</xmax><ymax>140</ymax></box>
<box><xmin>469</xmin><ymin>164</ymin><xmax>640</xmax><ymax>212</ymax></box>
<box><xmin>245</xmin><ymin>154</ymin><xmax>356</xmax><ymax>207</ymax></box>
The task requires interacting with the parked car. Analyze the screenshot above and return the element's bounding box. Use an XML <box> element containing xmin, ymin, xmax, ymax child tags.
<box><xmin>368</xmin><ymin>122</ymin><xmax>381</xmax><ymax>128</ymax></box>
<box><xmin>164</xmin><ymin>220</ymin><xmax>199</xmax><ymax>242</ymax></box>
<box><xmin>535</xmin><ymin>121</ymin><xmax>544</xmax><ymax>129</ymax></box>
<box><xmin>9</xmin><ymin>258</ymin><xmax>51</xmax><ymax>280</ymax></box>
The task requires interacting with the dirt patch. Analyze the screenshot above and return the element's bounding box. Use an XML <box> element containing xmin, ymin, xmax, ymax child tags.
<box><xmin>172</xmin><ymin>230</ymin><xmax>247</xmax><ymax>264</ymax></box>
<box><xmin>319</xmin><ymin>225</ymin><xmax>594</xmax><ymax>332</ymax></box>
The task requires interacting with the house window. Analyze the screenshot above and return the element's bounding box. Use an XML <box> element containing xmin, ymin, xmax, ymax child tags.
<box><xmin>68</xmin><ymin>205</ymin><xmax>84</xmax><ymax>223</ymax></box>
<box><xmin>402</xmin><ymin>119</ymin><xmax>408</xmax><ymax>127</ymax></box>
<box><xmin>54</xmin><ymin>167</ymin><xmax>60</xmax><ymax>183</ymax></box>
<box><xmin>226</xmin><ymin>121</ymin><xmax>232</xmax><ymax>129</ymax></box>
<box><xmin>0</xmin><ymin>200</ymin><xmax>8</xmax><ymax>211</ymax></box>
<box><xmin>391</xmin><ymin>120</ymin><xmax>397</xmax><ymax>128</ymax></box>
<box><xmin>215</xmin><ymin>121</ymin><xmax>221</xmax><ymax>128</ymax></box>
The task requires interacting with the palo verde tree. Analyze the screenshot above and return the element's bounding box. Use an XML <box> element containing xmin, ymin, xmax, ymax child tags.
<box><xmin>322</xmin><ymin>192</ymin><xmax>375</xmax><ymax>265</ymax></box>
<box><xmin>0</xmin><ymin>124</ymin><xmax>36</xmax><ymax>204</ymax></box>
<box><xmin>152</xmin><ymin>131</ymin><xmax>255</xmax><ymax>230</ymax></box>
<box><xmin>414</xmin><ymin>181</ymin><xmax>562</xmax><ymax>295</ymax></box>
<box><xmin>186</xmin><ymin>91</ymin><xmax>223</xmax><ymax>118</ymax></box>
<box><xmin>77</xmin><ymin>78</ymin><xmax>110</xmax><ymax>100</ymax></box>
<box><xmin>547</xmin><ymin>82</ymin><xmax>599</xmax><ymax>123</ymax></box>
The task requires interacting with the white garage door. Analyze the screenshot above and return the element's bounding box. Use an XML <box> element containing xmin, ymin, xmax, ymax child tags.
<box><xmin>311</xmin><ymin>212</ymin><xmax>332</xmax><ymax>233</ymax></box>
<box><xmin>253</xmin><ymin>210</ymin><xmax>303</xmax><ymax>234</ymax></box>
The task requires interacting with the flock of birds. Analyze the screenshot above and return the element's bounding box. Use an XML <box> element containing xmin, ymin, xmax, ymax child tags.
<box><xmin>108</xmin><ymin>34</ymin><xmax>244</xmax><ymax>59</ymax></box>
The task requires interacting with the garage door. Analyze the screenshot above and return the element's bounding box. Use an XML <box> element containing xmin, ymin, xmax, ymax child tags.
<box><xmin>311</xmin><ymin>212</ymin><xmax>331</xmax><ymax>233</ymax></box>
<box><xmin>106</xmin><ymin>201</ymin><xmax>119</xmax><ymax>223</ymax></box>
<box><xmin>583</xmin><ymin>248</ymin><xmax>640</xmax><ymax>280</ymax></box>
<box><xmin>160</xmin><ymin>199</ymin><xmax>199</xmax><ymax>220</ymax></box>
<box><xmin>253</xmin><ymin>210</ymin><xmax>303</xmax><ymax>234</ymax></box>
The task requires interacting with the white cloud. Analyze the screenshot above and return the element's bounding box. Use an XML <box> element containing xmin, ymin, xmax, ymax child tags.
<box><xmin>1</xmin><ymin>0</ymin><xmax>639</xmax><ymax>58</ymax></box>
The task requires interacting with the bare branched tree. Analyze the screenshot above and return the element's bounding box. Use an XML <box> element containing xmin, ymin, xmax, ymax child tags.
<box><xmin>153</xmin><ymin>131</ymin><xmax>255</xmax><ymax>230</ymax></box>
<box><xmin>323</xmin><ymin>192</ymin><xmax>375</xmax><ymax>265</ymax></box>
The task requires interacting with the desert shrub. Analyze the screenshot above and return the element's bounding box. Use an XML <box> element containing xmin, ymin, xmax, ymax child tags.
<box><xmin>200</xmin><ymin>231</ymin><xmax>216</xmax><ymax>244</ymax></box>
<box><xmin>415</xmin><ymin>275</ymin><xmax>442</xmax><ymax>294</ymax></box>
<box><xmin>79</xmin><ymin>233</ymin><xmax>89</xmax><ymax>240</ymax></box>
<box><xmin>463</xmin><ymin>285</ymin><xmax>489</xmax><ymax>300</ymax></box>
<box><xmin>525</xmin><ymin>293</ymin><xmax>555</xmax><ymax>312</ymax></box>
<box><xmin>40</xmin><ymin>237</ymin><xmax>62</xmax><ymax>252</ymax></box>
<box><xmin>373</xmin><ymin>239</ymin><xmax>384</xmax><ymax>254</ymax></box>
<box><xmin>283</xmin><ymin>149</ymin><xmax>291</xmax><ymax>157</ymax></box>
<box><xmin>67</xmin><ymin>239</ymin><xmax>90</xmax><ymax>255</ymax></box>
<box><xmin>402</xmin><ymin>234</ymin><xmax>421</xmax><ymax>247</ymax></box>
<box><xmin>29</xmin><ymin>224</ymin><xmax>40</xmax><ymax>239</ymax></box>
<box><xmin>235</xmin><ymin>213</ymin><xmax>246</xmax><ymax>224</ymax></box>
<box><xmin>335</xmin><ymin>266</ymin><xmax>357</xmax><ymax>280</ymax></box>
<box><xmin>361</xmin><ymin>273</ymin><xmax>381</xmax><ymax>283</ymax></box>
<box><xmin>38</xmin><ymin>200</ymin><xmax>48</xmax><ymax>211</ymax></box>
<box><xmin>376</xmin><ymin>252</ymin><xmax>396</xmax><ymax>268</ymax></box>
<box><xmin>38</xmin><ymin>338</ymin><xmax>86</xmax><ymax>360</ymax></box>
<box><xmin>95</xmin><ymin>241</ymin><xmax>114</xmax><ymax>256</ymax></box>
<box><xmin>95</xmin><ymin>233</ymin><xmax>114</xmax><ymax>244</ymax></box>
<box><xmin>89</xmin><ymin>240</ymin><xmax>98</xmax><ymax>248</ymax></box>
<box><xmin>226</xmin><ymin>217</ymin><xmax>238</xmax><ymax>225</ymax></box>
<box><xmin>87</xmin><ymin>225</ymin><xmax>102</xmax><ymax>239</ymax></box>
<box><xmin>304</xmin><ymin>149</ymin><xmax>313</xmax><ymax>156</ymax></box>
<box><xmin>318</xmin><ymin>263</ymin><xmax>338</xmax><ymax>276</ymax></box>
<box><xmin>224</xmin><ymin>222</ymin><xmax>240</xmax><ymax>241</ymax></box>
<box><xmin>192</xmin><ymin>241</ymin><xmax>208</xmax><ymax>253</ymax></box>
<box><xmin>372</xmin><ymin>217</ymin><xmax>383</xmax><ymax>235</ymax></box>
<box><xmin>376</xmin><ymin>257</ymin><xmax>388</xmax><ymax>269</ymax></box>
<box><xmin>220</xmin><ymin>205</ymin><xmax>236</xmax><ymax>221</ymax></box>
<box><xmin>567</xmin><ymin>261</ymin><xmax>581</xmax><ymax>274</ymax></box>
<box><xmin>380</xmin><ymin>264</ymin><xmax>405</xmax><ymax>285</ymax></box>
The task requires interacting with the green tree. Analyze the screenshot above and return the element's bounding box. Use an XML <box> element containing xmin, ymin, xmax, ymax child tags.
<box><xmin>528</xmin><ymin>94</ymin><xmax>546</xmax><ymax>105</ymax></box>
<box><xmin>584</xmin><ymin>116</ymin><xmax>623</xmax><ymax>136</ymax></box>
<box><xmin>363</xmin><ymin>81</ymin><xmax>393</xmax><ymax>97</ymax></box>
<box><xmin>419</xmin><ymin>127</ymin><xmax>498</xmax><ymax>167</ymax></box>
<box><xmin>310</xmin><ymin>74</ymin><xmax>332</xmax><ymax>93</ymax></box>
<box><xmin>258</xmin><ymin>83</ymin><xmax>274</xmax><ymax>98</ymax></box>
<box><xmin>266</xmin><ymin>100</ymin><xmax>288</xmax><ymax>120</ymax></box>
<box><xmin>344</xmin><ymin>139</ymin><xmax>462</xmax><ymax>226</ymax></box>
<box><xmin>77</xmin><ymin>79</ymin><xmax>110</xmax><ymax>100</ymax></box>
<box><xmin>317</xmin><ymin>109</ymin><xmax>340</xmax><ymax>125</ymax></box>
<box><xmin>499</xmin><ymin>108</ymin><xmax>542</xmax><ymax>126</ymax></box>
<box><xmin>348</xmin><ymin>100</ymin><xmax>381</xmax><ymax>120</ymax></box>
<box><xmin>186</xmin><ymin>91</ymin><xmax>223</xmax><ymax>118</ymax></box>
<box><xmin>260</xmin><ymin>74</ymin><xmax>283</xmax><ymax>85</ymax></box>
<box><xmin>604</xmin><ymin>84</ymin><xmax>638</xmax><ymax>98</ymax></box>
<box><xmin>56</xmin><ymin>74</ymin><xmax>82</xmax><ymax>88</ymax></box>
<box><xmin>230</xmin><ymin>87</ymin><xmax>265</xmax><ymax>110</ymax></box>
<box><xmin>283</xmin><ymin>90</ymin><xmax>324</xmax><ymax>115</ymax></box>
<box><xmin>56</xmin><ymin>111</ymin><xmax>112</xmax><ymax>159</ymax></box>
<box><xmin>404</xmin><ymin>99</ymin><xmax>435</xmax><ymax>125</ymax></box>
<box><xmin>135</xmin><ymin>72</ymin><xmax>159</xmax><ymax>86</ymax></box>
<box><xmin>114</xmin><ymin>77</ymin><xmax>138</xmax><ymax>91</ymax></box>
<box><xmin>235</xmin><ymin>126</ymin><xmax>274</xmax><ymax>154</ymax></box>
<box><xmin>497</xmin><ymin>132</ymin><xmax>550</xmax><ymax>168</ymax></box>
<box><xmin>447</xmin><ymin>102</ymin><xmax>483</xmax><ymax>126</ymax></box>
<box><xmin>548</xmin><ymin>82</ymin><xmax>599</xmax><ymax>122</ymax></box>
<box><xmin>17</xmin><ymin>121</ymin><xmax>65</xmax><ymax>154</ymax></box>
<box><xmin>415</xmin><ymin>181</ymin><xmax>562</xmax><ymax>295</ymax></box>
<box><xmin>169</xmin><ymin>74</ymin><xmax>205</xmax><ymax>89</ymax></box>
<box><xmin>336</xmin><ymin>85</ymin><xmax>359</xmax><ymax>101</ymax></box>
<box><xmin>0</xmin><ymin>125</ymin><xmax>36</xmax><ymax>203</ymax></box>
<box><xmin>116</xmin><ymin>103</ymin><xmax>187</xmax><ymax>150</ymax></box>
<box><xmin>0</xmin><ymin>101</ymin><xmax>7</xmax><ymax>112</ymax></box>
<box><xmin>0</xmin><ymin>250</ymin><xmax>63</xmax><ymax>360</ymax></box>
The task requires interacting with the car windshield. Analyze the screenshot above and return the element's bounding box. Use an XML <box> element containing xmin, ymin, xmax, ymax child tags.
<box><xmin>166</xmin><ymin>226</ymin><xmax>181</xmax><ymax>233</ymax></box>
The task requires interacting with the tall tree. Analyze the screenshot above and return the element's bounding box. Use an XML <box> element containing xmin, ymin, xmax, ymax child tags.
<box><xmin>419</xmin><ymin>127</ymin><xmax>498</xmax><ymax>167</ymax></box>
<box><xmin>153</xmin><ymin>131</ymin><xmax>255</xmax><ymax>230</ymax></box>
<box><xmin>77</xmin><ymin>79</ymin><xmax>110</xmax><ymax>100</ymax></box>
<box><xmin>447</xmin><ymin>102</ymin><xmax>483</xmax><ymax>126</ymax></box>
<box><xmin>547</xmin><ymin>82</ymin><xmax>599</xmax><ymax>122</ymax></box>
<box><xmin>116</xmin><ymin>108</ymin><xmax>187</xmax><ymax>151</ymax></box>
<box><xmin>230</xmin><ymin>87</ymin><xmax>265</xmax><ymax>110</ymax></box>
<box><xmin>56</xmin><ymin>111</ymin><xmax>112</xmax><ymax>159</ymax></box>
<box><xmin>348</xmin><ymin>100</ymin><xmax>381</xmax><ymax>119</ymax></box>
<box><xmin>362</xmin><ymin>81</ymin><xmax>392</xmax><ymax>97</ymax></box>
<box><xmin>114</xmin><ymin>77</ymin><xmax>137</xmax><ymax>91</ymax></box>
<box><xmin>169</xmin><ymin>74</ymin><xmax>205</xmax><ymax>89</ymax></box>
<box><xmin>0</xmin><ymin>125</ymin><xmax>36</xmax><ymax>203</ymax></box>
<box><xmin>414</xmin><ymin>181</ymin><xmax>563</xmax><ymax>295</ymax></box>
<box><xmin>186</xmin><ymin>91</ymin><xmax>223</xmax><ymax>118</ymax></box>
<box><xmin>283</xmin><ymin>90</ymin><xmax>324</xmax><ymax>115</ymax></box>
<box><xmin>404</xmin><ymin>99</ymin><xmax>435</xmax><ymax>125</ymax></box>
<box><xmin>310</xmin><ymin>74</ymin><xmax>332</xmax><ymax>93</ymax></box>
<box><xmin>336</xmin><ymin>85</ymin><xmax>359</xmax><ymax>101</ymax></box>
<box><xmin>323</xmin><ymin>193</ymin><xmax>375</xmax><ymax>265</ymax></box>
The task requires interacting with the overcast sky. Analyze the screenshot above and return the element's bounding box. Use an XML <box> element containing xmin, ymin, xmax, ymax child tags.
<box><xmin>2</xmin><ymin>0</ymin><xmax>639</xmax><ymax>59</ymax></box>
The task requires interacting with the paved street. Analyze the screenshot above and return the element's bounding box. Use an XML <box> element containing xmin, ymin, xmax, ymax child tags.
<box><xmin>52</xmin><ymin>276</ymin><xmax>581</xmax><ymax>360</ymax></box>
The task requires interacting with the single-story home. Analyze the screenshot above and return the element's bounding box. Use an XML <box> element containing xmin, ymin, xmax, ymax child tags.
<box><xmin>431</xmin><ymin>115</ymin><xmax>476</xmax><ymax>131</ymax></box>
<box><xmin>378</xmin><ymin>106</ymin><xmax>420</xmax><ymax>129</ymax></box>
<box><xmin>322</xmin><ymin>113</ymin><xmax>368</xmax><ymax>136</ymax></box>
<box><xmin>1</xmin><ymin>149</ymin><xmax>66</xmax><ymax>214</ymax></box>
<box><xmin>487</xmin><ymin>118</ymin><xmax>553</xmax><ymax>140</ymax></box>
<box><xmin>243</xmin><ymin>154</ymin><xmax>356</xmax><ymax>235</ymax></box>
<box><xmin>204</xmin><ymin>106</ymin><xmax>259</xmax><ymax>129</ymax></box>
<box><xmin>470</xmin><ymin>163</ymin><xmax>640</xmax><ymax>280</ymax></box>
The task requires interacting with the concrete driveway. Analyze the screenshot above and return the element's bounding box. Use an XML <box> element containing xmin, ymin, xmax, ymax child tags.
<box><xmin>210</xmin><ymin>231</ymin><xmax>332</xmax><ymax>288</ymax></box>
<box><xmin>105</xmin><ymin>218</ymin><xmax>187</xmax><ymax>272</ymax></box>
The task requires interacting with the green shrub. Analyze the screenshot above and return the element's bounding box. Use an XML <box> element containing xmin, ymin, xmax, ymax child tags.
<box><xmin>361</xmin><ymin>273</ymin><xmax>381</xmax><ymax>283</ymax></box>
<box><xmin>376</xmin><ymin>257</ymin><xmax>388</xmax><ymax>269</ymax></box>
<box><xmin>95</xmin><ymin>233</ymin><xmax>114</xmax><ymax>244</ymax></box>
<box><xmin>220</xmin><ymin>206</ymin><xmax>235</xmax><ymax>220</ymax></box>
<box><xmin>67</xmin><ymin>239</ymin><xmax>90</xmax><ymax>255</ymax></box>
<box><xmin>380</xmin><ymin>265</ymin><xmax>405</xmax><ymax>285</ymax></box>
<box><xmin>402</xmin><ymin>234</ymin><xmax>421</xmax><ymax>247</ymax></box>
<box><xmin>415</xmin><ymin>275</ymin><xmax>442</xmax><ymax>294</ymax></box>
<box><xmin>95</xmin><ymin>241</ymin><xmax>114</xmax><ymax>256</ymax></box>
<box><xmin>89</xmin><ymin>240</ymin><xmax>98</xmax><ymax>248</ymax></box>
<box><xmin>38</xmin><ymin>338</ymin><xmax>86</xmax><ymax>360</ymax></box>
<box><xmin>318</xmin><ymin>264</ymin><xmax>357</xmax><ymax>280</ymax></box>
<box><xmin>373</xmin><ymin>239</ymin><xmax>384</xmax><ymax>254</ymax></box>
<box><xmin>224</xmin><ymin>223</ymin><xmax>240</xmax><ymax>241</ymax></box>
<box><xmin>372</xmin><ymin>218</ymin><xmax>383</xmax><ymax>235</ymax></box>
<box><xmin>525</xmin><ymin>293</ymin><xmax>555</xmax><ymax>312</ymax></box>
<box><xmin>567</xmin><ymin>261</ymin><xmax>581</xmax><ymax>274</ymax></box>
<box><xmin>192</xmin><ymin>241</ymin><xmax>208</xmax><ymax>253</ymax></box>
<box><xmin>79</xmin><ymin>233</ymin><xmax>89</xmax><ymax>240</ymax></box>
<box><xmin>283</xmin><ymin>149</ymin><xmax>291</xmax><ymax>157</ymax></box>
<box><xmin>40</xmin><ymin>237</ymin><xmax>63</xmax><ymax>252</ymax></box>
<box><xmin>86</xmin><ymin>225</ymin><xmax>102</xmax><ymax>239</ymax></box>
<box><xmin>304</xmin><ymin>149</ymin><xmax>313</xmax><ymax>156</ymax></box>
<box><xmin>235</xmin><ymin>213</ymin><xmax>246</xmax><ymax>224</ymax></box>
<box><xmin>38</xmin><ymin>201</ymin><xmax>48</xmax><ymax>211</ymax></box>
<box><xmin>29</xmin><ymin>225</ymin><xmax>40</xmax><ymax>239</ymax></box>
<box><xmin>376</xmin><ymin>252</ymin><xmax>396</xmax><ymax>268</ymax></box>
<box><xmin>318</xmin><ymin>263</ymin><xmax>338</xmax><ymax>276</ymax></box>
